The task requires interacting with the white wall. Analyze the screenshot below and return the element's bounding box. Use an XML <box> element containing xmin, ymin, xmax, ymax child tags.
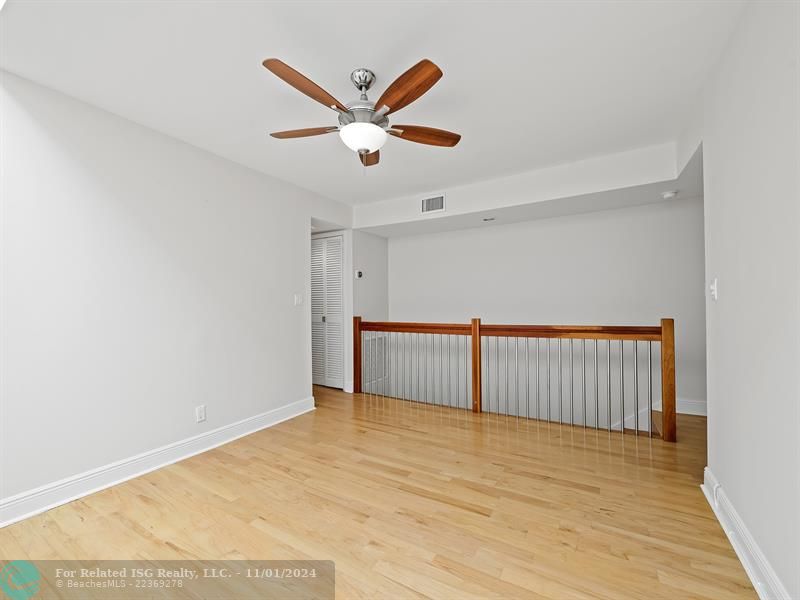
<box><xmin>701</xmin><ymin>2</ymin><xmax>799</xmax><ymax>597</ymax></box>
<box><xmin>322</xmin><ymin>229</ymin><xmax>388</xmax><ymax>393</ymax></box>
<box><xmin>388</xmin><ymin>197</ymin><xmax>707</xmax><ymax>408</ymax></box>
<box><xmin>353</xmin><ymin>230</ymin><xmax>388</xmax><ymax>321</ymax></box>
<box><xmin>0</xmin><ymin>72</ymin><xmax>348</xmax><ymax>504</ymax></box>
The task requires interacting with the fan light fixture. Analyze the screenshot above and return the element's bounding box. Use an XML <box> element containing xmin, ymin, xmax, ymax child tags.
<box><xmin>263</xmin><ymin>59</ymin><xmax>460</xmax><ymax>167</ymax></box>
<box><xmin>338</xmin><ymin>122</ymin><xmax>387</xmax><ymax>153</ymax></box>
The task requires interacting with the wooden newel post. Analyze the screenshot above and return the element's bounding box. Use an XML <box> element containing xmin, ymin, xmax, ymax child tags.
<box><xmin>471</xmin><ymin>318</ymin><xmax>482</xmax><ymax>412</ymax></box>
<box><xmin>353</xmin><ymin>316</ymin><xmax>362</xmax><ymax>394</ymax></box>
<box><xmin>660</xmin><ymin>318</ymin><xmax>676</xmax><ymax>442</ymax></box>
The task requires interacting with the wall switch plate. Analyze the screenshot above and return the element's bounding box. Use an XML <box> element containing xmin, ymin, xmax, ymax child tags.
<box><xmin>293</xmin><ymin>293</ymin><xmax>303</xmax><ymax>306</ymax></box>
<box><xmin>195</xmin><ymin>405</ymin><xmax>207</xmax><ymax>423</ymax></box>
<box><xmin>709</xmin><ymin>277</ymin><xmax>719</xmax><ymax>301</ymax></box>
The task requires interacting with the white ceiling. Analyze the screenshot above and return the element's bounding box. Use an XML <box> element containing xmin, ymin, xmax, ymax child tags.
<box><xmin>0</xmin><ymin>1</ymin><xmax>743</xmax><ymax>205</ymax></box>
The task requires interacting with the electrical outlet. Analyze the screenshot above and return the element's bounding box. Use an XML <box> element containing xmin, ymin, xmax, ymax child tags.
<box><xmin>195</xmin><ymin>405</ymin><xmax>207</xmax><ymax>423</ymax></box>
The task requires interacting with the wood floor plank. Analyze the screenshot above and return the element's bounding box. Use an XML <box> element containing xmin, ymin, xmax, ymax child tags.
<box><xmin>0</xmin><ymin>386</ymin><xmax>754</xmax><ymax>598</ymax></box>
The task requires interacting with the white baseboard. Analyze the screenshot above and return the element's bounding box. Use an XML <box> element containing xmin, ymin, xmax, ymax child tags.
<box><xmin>651</xmin><ymin>397</ymin><xmax>707</xmax><ymax>416</ymax></box>
<box><xmin>610</xmin><ymin>397</ymin><xmax>707</xmax><ymax>430</ymax></box>
<box><xmin>0</xmin><ymin>396</ymin><xmax>315</xmax><ymax>529</ymax></box>
<box><xmin>701</xmin><ymin>467</ymin><xmax>790</xmax><ymax>600</ymax></box>
<box><xmin>676</xmin><ymin>397</ymin><xmax>706</xmax><ymax>415</ymax></box>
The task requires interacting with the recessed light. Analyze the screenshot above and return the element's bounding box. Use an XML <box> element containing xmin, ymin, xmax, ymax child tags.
<box><xmin>661</xmin><ymin>190</ymin><xmax>678</xmax><ymax>200</ymax></box>
<box><xmin>483</xmin><ymin>217</ymin><xmax>495</xmax><ymax>222</ymax></box>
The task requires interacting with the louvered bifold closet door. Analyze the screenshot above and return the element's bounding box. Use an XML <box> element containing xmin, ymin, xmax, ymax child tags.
<box><xmin>322</xmin><ymin>236</ymin><xmax>344</xmax><ymax>388</ymax></box>
<box><xmin>311</xmin><ymin>238</ymin><xmax>326</xmax><ymax>385</ymax></box>
<box><xmin>310</xmin><ymin>235</ymin><xmax>344</xmax><ymax>389</ymax></box>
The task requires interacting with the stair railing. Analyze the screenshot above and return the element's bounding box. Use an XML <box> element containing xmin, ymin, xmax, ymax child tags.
<box><xmin>353</xmin><ymin>317</ymin><xmax>676</xmax><ymax>441</ymax></box>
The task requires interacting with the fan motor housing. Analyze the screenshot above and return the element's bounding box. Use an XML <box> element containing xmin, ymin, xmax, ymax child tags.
<box><xmin>339</xmin><ymin>98</ymin><xmax>389</xmax><ymax>128</ymax></box>
<box><xmin>336</xmin><ymin>68</ymin><xmax>389</xmax><ymax>128</ymax></box>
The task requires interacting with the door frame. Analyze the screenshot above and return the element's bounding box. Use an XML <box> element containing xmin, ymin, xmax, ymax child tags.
<box><xmin>311</xmin><ymin>229</ymin><xmax>351</xmax><ymax>391</ymax></box>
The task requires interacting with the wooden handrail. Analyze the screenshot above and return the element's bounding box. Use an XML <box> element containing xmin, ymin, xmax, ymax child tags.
<box><xmin>360</xmin><ymin>321</ymin><xmax>472</xmax><ymax>335</ymax></box>
<box><xmin>359</xmin><ymin>322</ymin><xmax>661</xmax><ymax>340</ymax></box>
<box><xmin>352</xmin><ymin>316</ymin><xmax>677</xmax><ymax>441</ymax></box>
<box><xmin>480</xmin><ymin>324</ymin><xmax>662</xmax><ymax>341</ymax></box>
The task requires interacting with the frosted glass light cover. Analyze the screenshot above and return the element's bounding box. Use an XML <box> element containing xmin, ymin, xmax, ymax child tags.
<box><xmin>338</xmin><ymin>123</ymin><xmax>388</xmax><ymax>153</ymax></box>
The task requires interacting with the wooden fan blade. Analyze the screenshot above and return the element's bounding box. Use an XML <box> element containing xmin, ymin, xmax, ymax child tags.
<box><xmin>270</xmin><ymin>127</ymin><xmax>336</xmax><ymax>139</ymax></box>
<box><xmin>375</xmin><ymin>59</ymin><xmax>442</xmax><ymax>115</ymax></box>
<box><xmin>262</xmin><ymin>59</ymin><xmax>348</xmax><ymax>112</ymax></box>
<box><xmin>391</xmin><ymin>125</ymin><xmax>461</xmax><ymax>147</ymax></box>
<box><xmin>359</xmin><ymin>150</ymin><xmax>380</xmax><ymax>167</ymax></box>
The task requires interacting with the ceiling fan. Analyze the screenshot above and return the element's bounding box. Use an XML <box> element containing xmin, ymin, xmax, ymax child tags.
<box><xmin>263</xmin><ymin>58</ymin><xmax>461</xmax><ymax>166</ymax></box>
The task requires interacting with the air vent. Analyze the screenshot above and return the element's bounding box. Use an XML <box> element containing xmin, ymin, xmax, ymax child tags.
<box><xmin>421</xmin><ymin>195</ymin><xmax>445</xmax><ymax>213</ymax></box>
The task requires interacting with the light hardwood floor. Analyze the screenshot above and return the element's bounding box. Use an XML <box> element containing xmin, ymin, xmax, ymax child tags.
<box><xmin>1</xmin><ymin>386</ymin><xmax>754</xmax><ymax>599</ymax></box>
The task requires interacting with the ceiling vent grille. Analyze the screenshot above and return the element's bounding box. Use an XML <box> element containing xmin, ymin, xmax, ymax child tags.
<box><xmin>421</xmin><ymin>195</ymin><xmax>445</xmax><ymax>214</ymax></box>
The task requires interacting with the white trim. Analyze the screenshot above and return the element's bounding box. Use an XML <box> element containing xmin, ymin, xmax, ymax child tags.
<box><xmin>652</xmin><ymin>397</ymin><xmax>707</xmax><ymax>416</ymax></box>
<box><xmin>611</xmin><ymin>405</ymin><xmax>655</xmax><ymax>432</ymax></box>
<box><xmin>701</xmin><ymin>467</ymin><xmax>790</xmax><ymax>600</ymax></box>
<box><xmin>0</xmin><ymin>397</ymin><xmax>315</xmax><ymax>528</ymax></box>
<box><xmin>676</xmin><ymin>397</ymin><xmax>706</xmax><ymax>415</ymax></box>
<box><xmin>610</xmin><ymin>397</ymin><xmax>707</xmax><ymax>431</ymax></box>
